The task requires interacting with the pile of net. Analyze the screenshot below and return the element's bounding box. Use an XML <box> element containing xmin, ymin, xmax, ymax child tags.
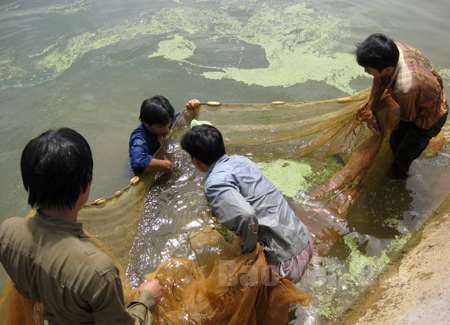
<box><xmin>0</xmin><ymin>88</ymin><xmax>445</xmax><ymax>324</ymax></box>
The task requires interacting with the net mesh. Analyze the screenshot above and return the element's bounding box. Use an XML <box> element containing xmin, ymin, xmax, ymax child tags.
<box><xmin>1</xmin><ymin>89</ymin><xmax>445</xmax><ymax>324</ymax></box>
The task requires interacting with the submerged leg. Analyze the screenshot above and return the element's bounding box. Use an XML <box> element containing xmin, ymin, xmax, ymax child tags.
<box><xmin>389</xmin><ymin>110</ymin><xmax>448</xmax><ymax>178</ymax></box>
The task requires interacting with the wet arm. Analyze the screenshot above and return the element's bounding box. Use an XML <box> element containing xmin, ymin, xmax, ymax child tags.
<box><xmin>143</xmin><ymin>156</ymin><xmax>172</xmax><ymax>174</ymax></box>
<box><xmin>92</xmin><ymin>273</ymin><xmax>155</xmax><ymax>325</ymax></box>
<box><xmin>206</xmin><ymin>184</ymin><xmax>258</xmax><ymax>255</ymax></box>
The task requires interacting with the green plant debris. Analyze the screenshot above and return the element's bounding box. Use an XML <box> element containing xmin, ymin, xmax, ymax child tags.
<box><xmin>1</xmin><ymin>2</ymin><xmax>367</xmax><ymax>92</ymax></box>
<box><xmin>309</xmin><ymin>155</ymin><xmax>344</xmax><ymax>186</ymax></box>
<box><xmin>210</xmin><ymin>225</ymin><xmax>234</xmax><ymax>242</ymax></box>
<box><xmin>149</xmin><ymin>34</ymin><xmax>196</xmax><ymax>61</ymax></box>
<box><xmin>311</xmin><ymin>230</ymin><xmax>411</xmax><ymax>320</ymax></box>
<box><xmin>259</xmin><ymin>159</ymin><xmax>313</xmax><ymax>201</ymax></box>
<box><xmin>439</xmin><ymin>68</ymin><xmax>450</xmax><ymax>87</ymax></box>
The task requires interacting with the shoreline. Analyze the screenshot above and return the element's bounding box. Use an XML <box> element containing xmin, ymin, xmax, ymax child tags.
<box><xmin>332</xmin><ymin>193</ymin><xmax>450</xmax><ymax>325</ymax></box>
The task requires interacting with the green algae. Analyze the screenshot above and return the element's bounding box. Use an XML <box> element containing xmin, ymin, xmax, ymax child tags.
<box><xmin>440</xmin><ymin>68</ymin><xmax>450</xmax><ymax>86</ymax></box>
<box><xmin>311</xmin><ymin>222</ymin><xmax>411</xmax><ymax>320</ymax></box>
<box><xmin>309</xmin><ymin>155</ymin><xmax>344</xmax><ymax>186</ymax></box>
<box><xmin>37</xmin><ymin>20</ymin><xmax>168</xmax><ymax>76</ymax></box>
<box><xmin>200</xmin><ymin>3</ymin><xmax>365</xmax><ymax>92</ymax></box>
<box><xmin>259</xmin><ymin>159</ymin><xmax>313</xmax><ymax>201</ymax></box>
<box><xmin>149</xmin><ymin>34</ymin><xmax>196</xmax><ymax>61</ymax></box>
<box><xmin>0</xmin><ymin>0</ymin><xmax>87</xmax><ymax>20</ymax></box>
<box><xmin>1</xmin><ymin>1</ymin><xmax>366</xmax><ymax>92</ymax></box>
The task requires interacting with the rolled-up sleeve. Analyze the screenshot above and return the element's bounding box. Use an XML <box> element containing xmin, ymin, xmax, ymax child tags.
<box><xmin>205</xmin><ymin>182</ymin><xmax>259</xmax><ymax>255</ymax></box>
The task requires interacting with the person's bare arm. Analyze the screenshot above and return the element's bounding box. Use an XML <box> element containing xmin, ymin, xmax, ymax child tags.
<box><xmin>143</xmin><ymin>155</ymin><xmax>172</xmax><ymax>173</ymax></box>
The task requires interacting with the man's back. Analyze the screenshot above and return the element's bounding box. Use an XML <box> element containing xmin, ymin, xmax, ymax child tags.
<box><xmin>0</xmin><ymin>211</ymin><xmax>134</xmax><ymax>324</ymax></box>
<box><xmin>204</xmin><ymin>154</ymin><xmax>310</xmax><ymax>262</ymax></box>
<box><xmin>392</xmin><ymin>43</ymin><xmax>446</xmax><ymax>129</ymax></box>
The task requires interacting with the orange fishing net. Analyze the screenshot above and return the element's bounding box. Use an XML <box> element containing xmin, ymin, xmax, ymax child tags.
<box><xmin>146</xmin><ymin>228</ymin><xmax>310</xmax><ymax>325</ymax></box>
<box><xmin>1</xmin><ymin>89</ymin><xmax>445</xmax><ymax>324</ymax></box>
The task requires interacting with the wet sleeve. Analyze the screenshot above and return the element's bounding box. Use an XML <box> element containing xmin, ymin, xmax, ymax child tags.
<box><xmin>129</xmin><ymin>133</ymin><xmax>153</xmax><ymax>173</ymax></box>
<box><xmin>91</xmin><ymin>271</ymin><xmax>154</xmax><ymax>325</ymax></box>
<box><xmin>126</xmin><ymin>290</ymin><xmax>156</xmax><ymax>325</ymax></box>
<box><xmin>205</xmin><ymin>183</ymin><xmax>259</xmax><ymax>255</ymax></box>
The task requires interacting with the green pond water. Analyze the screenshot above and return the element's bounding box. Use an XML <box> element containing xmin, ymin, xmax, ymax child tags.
<box><xmin>1</xmin><ymin>0</ymin><xmax>450</xmax><ymax>323</ymax></box>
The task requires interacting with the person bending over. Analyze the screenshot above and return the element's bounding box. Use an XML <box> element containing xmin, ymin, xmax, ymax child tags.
<box><xmin>181</xmin><ymin>125</ymin><xmax>313</xmax><ymax>283</ymax></box>
<box><xmin>0</xmin><ymin>128</ymin><xmax>162</xmax><ymax>324</ymax></box>
<box><xmin>355</xmin><ymin>33</ymin><xmax>448</xmax><ymax>178</ymax></box>
<box><xmin>129</xmin><ymin>95</ymin><xmax>201</xmax><ymax>174</ymax></box>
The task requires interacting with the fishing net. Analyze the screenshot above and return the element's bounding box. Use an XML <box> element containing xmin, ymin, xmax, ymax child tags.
<box><xmin>0</xmin><ymin>88</ymin><xmax>445</xmax><ymax>324</ymax></box>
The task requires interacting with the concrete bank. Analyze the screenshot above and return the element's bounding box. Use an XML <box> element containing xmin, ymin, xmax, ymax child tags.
<box><xmin>333</xmin><ymin>194</ymin><xmax>450</xmax><ymax>325</ymax></box>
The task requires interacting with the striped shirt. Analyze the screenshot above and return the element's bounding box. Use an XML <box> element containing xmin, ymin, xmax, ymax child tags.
<box><xmin>367</xmin><ymin>43</ymin><xmax>447</xmax><ymax>129</ymax></box>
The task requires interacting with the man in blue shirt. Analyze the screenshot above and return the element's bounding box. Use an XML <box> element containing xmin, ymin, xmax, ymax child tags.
<box><xmin>129</xmin><ymin>95</ymin><xmax>201</xmax><ymax>174</ymax></box>
<box><xmin>181</xmin><ymin>125</ymin><xmax>313</xmax><ymax>283</ymax></box>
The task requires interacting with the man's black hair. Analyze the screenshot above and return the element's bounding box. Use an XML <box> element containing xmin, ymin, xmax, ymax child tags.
<box><xmin>181</xmin><ymin>125</ymin><xmax>226</xmax><ymax>166</ymax></box>
<box><xmin>139</xmin><ymin>95</ymin><xmax>175</xmax><ymax>126</ymax></box>
<box><xmin>21</xmin><ymin>128</ymin><xmax>93</xmax><ymax>210</ymax></box>
<box><xmin>355</xmin><ymin>33</ymin><xmax>399</xmax><ymax>72</ymax></box>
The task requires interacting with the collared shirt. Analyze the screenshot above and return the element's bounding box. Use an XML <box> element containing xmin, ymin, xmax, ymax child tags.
<box><xmin>0</xmin><ymin>211</ymin><xmax>154</xmax><ymax>325</ymax></box>
<box><xmin>204</xmin><ymin>154</ymin><xmax>310</xmax><ymax>262</ymax></box>
<box><xmin>367</xmin><ymin>43</ymin><xmax>447</xmax><ymax>129</ymax></box>
<box><xmin>129</xmin><ymin>115</ymin><xmax>179</xmax><ymax>173</ymax></box>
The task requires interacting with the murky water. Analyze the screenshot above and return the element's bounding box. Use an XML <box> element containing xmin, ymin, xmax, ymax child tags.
<box><xmin>1</xmin><ymin>0</ymin><xmax>450</xmax><ymax>323</ymax></box>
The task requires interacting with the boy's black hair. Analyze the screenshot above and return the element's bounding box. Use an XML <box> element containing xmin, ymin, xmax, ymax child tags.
<box><xmin>21</xmin><ymin>128</ymin><xmax>93</xmax><ymax>210</ymax></box>
<box><xmin>139</xmin><ymin>95</ymin><xmax>175</xmax><ymax>126</ymax></box>
<box><xmin>355</xmin><ymin>33</ymin><xmax>400</xmax><ymax>72</ymax></box>
<box><xmin>181</xmin><ymin>125</ymin><xmax>226</xmax><ymax>166</ymax></box>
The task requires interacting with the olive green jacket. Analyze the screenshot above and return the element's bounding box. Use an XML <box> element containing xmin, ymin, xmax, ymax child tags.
<box><xmin>0</xmin><ymin>211</ymin><xmax>154</xmax><ymax>324</ymax></box>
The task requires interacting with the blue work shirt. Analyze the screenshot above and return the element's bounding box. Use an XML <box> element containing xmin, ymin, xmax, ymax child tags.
<box><xmin>128</xmin><ymin>114</ymin><xmax>179</xmax><ymax>173</ymax></box>
<box><xmin>204</xmin><ymin>154</ymin><xmax>310</xmax><ymax>262</ymax></box>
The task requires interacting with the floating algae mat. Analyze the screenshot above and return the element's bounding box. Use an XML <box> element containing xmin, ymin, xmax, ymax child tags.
<box><xmin>2</xmin><ymin>89</ymin><xmax>450</xmax><ymax>324</ymax></box>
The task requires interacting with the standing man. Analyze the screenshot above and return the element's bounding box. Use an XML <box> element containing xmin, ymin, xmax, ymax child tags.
<box><xmin>129</xmin><ymin>96</ymin><xmax>201</xmax><ymax>174</ymax></box>
<box><xmin>181</xmin><ymin>125</ymin><xmax>313</xmax><ymax>283</ymax></box>
<box><xmin>0</xmin><ymin>128</ymin><xmax>162</xmax><ymax>324</ymax></box>
<box><xmin>355</xmin><ymin>33</ymin><xmax>448</xmax><ymax>178</ymax></box>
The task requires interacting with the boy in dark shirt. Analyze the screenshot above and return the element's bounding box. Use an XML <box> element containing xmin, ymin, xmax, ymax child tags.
<box><xmin>129</xmin><ymin>95</ymin><xmax>200</xmax><ymax>174</ymax></box>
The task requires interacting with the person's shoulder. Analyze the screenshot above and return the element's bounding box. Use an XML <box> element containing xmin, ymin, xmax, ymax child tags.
<box><xmin>0</xmin><ymin>216</ymin><xmax>27</xmax><ymax>234</ymax></box>
<box><xmin>129</xmin><ymin>124</ymin><xmax>150</xmax><ymax>147</ymax></box>
<box><xmin>229</xmin><ymin>155</ymin><xmax>259</xmax><ymax>169</ymax></box>
<box><xmin>130</xmin><ymin>124</ymin><xmax>146</xmax><ymax>137</ymax></box>
<box><xmin>69</xmin><ymin>238</ymin><xmax>119</xmax><ymax>278</ymax></box>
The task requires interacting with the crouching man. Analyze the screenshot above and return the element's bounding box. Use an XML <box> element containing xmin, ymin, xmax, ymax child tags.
<box><xmin>0</xmin><ymin>128</ymin><xmax>161</xmax><ymax>324</ymax></box>
<box><xmin>181</xmin><ymin>125</ymin><xmax>313</xmax><ymax>283</ymax></box>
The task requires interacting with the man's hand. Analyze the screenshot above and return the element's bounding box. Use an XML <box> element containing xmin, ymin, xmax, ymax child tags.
<box><xmin>144</xmin><ymin>156</ymin><xmax>172</xmax><ymax>173</ymax></box>
<box><xmin>185</xmin><ymin>99</ymin><xmax>201</xmax><ymax>114</ymax></box>
<box><xmin>161</xmin><ymin>155</ymin><xmax>172</xmax><ymax>174</ymax></box>
<box><xmin>366</xmin><ymin>118</ymin><xmax>380</xmax><ymax>135</ymax></box>
<box><xmin>139</xmin><ymin>279</ymin><xmax>162</xmax><ymax>302</ymax></box>
<box><xmin>356</xmin><ymin>106</ymin><xmax>373</xmax><ymax>122</ymax></box>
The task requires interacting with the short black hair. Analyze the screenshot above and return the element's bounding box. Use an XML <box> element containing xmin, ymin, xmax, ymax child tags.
<box><xmin>181</xmin><ymin>125</ymin><xmax>226</xmax><ymax>165</ymax></box>
<box><xmin>355</xmin><ymin>33</ymin><xmax>399</xmax><ymax>72</ymax></box>
<box><xmin>21</xmin><ymin>128</ymin><xmax>93</xmax><ymax>210</ymax></box>
<box><xmin>139</xmin><ymin>95</ymin><xmax>175</xmax><ymax>126</ymax></box>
